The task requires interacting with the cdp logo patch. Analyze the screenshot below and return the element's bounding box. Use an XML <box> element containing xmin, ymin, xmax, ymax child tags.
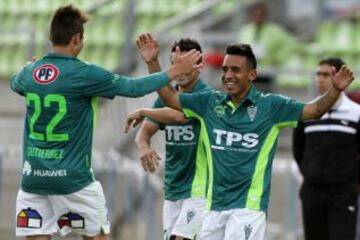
<box><xmin>33</xmin><ymin>64</ymin><xmax>59</xmax><ymax>84</ymax></box>
<box><xmin>58</xmin><ymin>212</ymin><xmax>85</xmax><ymax>229</ymax></box>
<box><xmin>17</xmin><ymin>208</ymin><xmax>42</xmax><ymax>228</ymax></box>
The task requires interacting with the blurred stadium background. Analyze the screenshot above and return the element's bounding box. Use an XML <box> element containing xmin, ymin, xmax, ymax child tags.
<box><xmin>0</xmin><ymin>0</ymin><xmax>360</xmax><ymax>239</ymax></box>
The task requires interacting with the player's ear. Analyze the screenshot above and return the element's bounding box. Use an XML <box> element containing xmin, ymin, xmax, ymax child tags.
<box><xmin>249</xmin><ymin>69</ymin><xmax>257</xmax><ymax>82</ymax></box>
<box><xmin>73</xmin><ymin>32</ymin><xmax>82</xmax><ymax>45</ymax></box>
<box><xmin>68</xmin><ymin>33</ymin><xmax>81</xmax><ymax>47</ymax></box>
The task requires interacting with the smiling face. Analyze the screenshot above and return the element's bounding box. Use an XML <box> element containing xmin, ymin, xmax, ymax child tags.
<box><xmin>221</xmin><ymin>54</ymin><xmax>257</xmax><ymax>99</ymax></box>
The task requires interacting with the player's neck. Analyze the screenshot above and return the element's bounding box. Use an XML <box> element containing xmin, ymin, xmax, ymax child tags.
<box><xmin>178</xmin><ymin>79</ymin><xmax>198</xmax><ymax>93</ymax></box>
<box><xmin>230</xmin><ymin>85</ymin><xmax>252</xmax><ymax>107</ymax></box>
<box><xmin>52</xmin><ymin>46</ymin><xmax>78</xmax><ymax>58</ymax></box>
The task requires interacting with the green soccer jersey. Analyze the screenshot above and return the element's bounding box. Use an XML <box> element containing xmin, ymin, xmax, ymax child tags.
<box><xmin>150</xmin><ymin>79</ymin><xmax>212</xmax><ymax>200</ymax></box>
<box><xmin>179</xmin><ymin>86</ymin><xmax>304</xmax><ymax>211</ymax></box>
<box><xmin>10</xmin><ymin>52</ymin><xmax>171</xmax><ymax>195</ymax></box>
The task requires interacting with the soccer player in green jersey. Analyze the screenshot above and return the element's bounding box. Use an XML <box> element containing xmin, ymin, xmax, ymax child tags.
<box><xmin>10</xmin><ymin>5</ymin><xmax>201</xmax><ymax>240</ymax></box>
<box><xmin>125</xmin><ymin>34</ymin><xmax>212</xmax><ymax>240</ymax></box>
<box><xmin>126</xmin><ymin>40</ymin><xmax>354</xmax><ymax>239</ymax></box>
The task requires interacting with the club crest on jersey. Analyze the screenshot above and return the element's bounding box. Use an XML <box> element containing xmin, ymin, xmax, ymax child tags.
<box><xmin>247</xmin><ymin>105</ymin><xmax>257</xmax><ymax>122</ymax></box>
<box><xmin>17</xmin><ymin>208</ymin><xmax>42</xmax><ymax>228</ymax></box>
<box><xmin>33</xmin><ymin>64</ymin><xmax>59</xmax><ymax>84</ymax></box>
<box><xmin>214</xmin><ymin>105</ymin><xmax>225</xmax><ymax>117</ymax></box>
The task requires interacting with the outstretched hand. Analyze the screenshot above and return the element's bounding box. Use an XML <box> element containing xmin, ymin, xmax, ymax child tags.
<box><xmin>332</xmin><ymin>65</ymin><xmax>354</xmax><ymax>91</ymax></box>
<box><xmin>123</xmin><ymin>110</ymin><xmax>144</xmax><ymax>133</ymax></box>
<box><xmin>139</xmin><ymin>147</ymin><xmax>161</xmax><ymax>172</ymax></box>
<box><xmin>136</xmin><ymin>33</ymin><xmax>160</xmax><ymax>63</ymax></box>
<box><xmin>171</xmin><ymin>46</ymin><xmax>203</xmax><ymax>75</ymax></box>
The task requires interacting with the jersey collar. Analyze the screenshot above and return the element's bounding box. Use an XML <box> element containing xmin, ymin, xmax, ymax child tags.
<box><xmin>44</xmin><ymin>52</ymin><xmax>77</xmax><ymax>59</ymax></box>
<box><xmin>222</xmin><ymin>85</ymin><xmax>258</xmax><ymax>113</ymax></box>
<box><xmin>175</xmin><ymin>78</ymin><xmax>208</xmax><ymax>93</ymax></box>
<box><xmin>332</xmin><ymin>93</ymin><xmax>352</xmax><ymax>112</ymax></box>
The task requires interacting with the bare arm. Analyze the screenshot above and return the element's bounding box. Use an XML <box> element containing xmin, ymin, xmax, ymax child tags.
<box><xmin>301</xmin><ymin>87</ymin><xmax>341</xmax><ymax>120</ymax></box>
<box><xmin>136</xmin><ymin>33</ymin><xmax>162</xmax><ymax>74</ymax></box>
<box><xmin>124</xmin><ymin>107</ymin><xmax>187</xmax><ymax>133</ymax></box>
<box><xmin>135</xmin><ymin>121</ymin><xmax>161</xmax><ymax>172</ymax></box>
<box><xmin>301</xmin><ymin>65</ymin><xmax>354</xmax><ymax>120</ymax></box>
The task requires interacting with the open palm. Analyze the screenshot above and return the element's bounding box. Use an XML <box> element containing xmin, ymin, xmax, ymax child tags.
<box><xmin>136</xmin><ymin>33</ymin><xmax>160</xmax><ymax>63</ymax></box>
<box><xmin>332</xmin><ymin>65</ymin><xmax>354</xmax><ymax>91</ymax></box>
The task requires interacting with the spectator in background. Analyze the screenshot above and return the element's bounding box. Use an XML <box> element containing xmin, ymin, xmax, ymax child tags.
<box><xmin>292</xmin><ymin>58</ymin><xmax>360</xmax><ymax>240</ymax></box>
<box><xmin>238</xmin><ymin>1</ymin><xmax>299</xmax><ymax>91</ymax></box>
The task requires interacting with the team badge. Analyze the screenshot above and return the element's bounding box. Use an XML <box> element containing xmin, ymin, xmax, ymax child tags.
<box><xmin>247</xmin><ymin>105</ymin><xmax>257</xmax><ymax>122</ymax></box>
<box><xmin>186</xmin><ymin>209</ymin><xmax>196</xmax><ymax>224</ymax></box>
<box><xmin>244</xmin><ymin>224</ymin><xmax>252</xmax><ymax>240</ymax></box>
<box><xmin>214</xmin><ymin>105</ymin><xmax>225</xmax><ymax>117</ymax></box>
<box><xmin>17</xmin><ymin>208</ymin><xmax>42</xmax><ymax>228</ymax></box>
<box><xmin>58</xmin><ymin>212</ymin><xmax>85</xmax><ymax>229</ymax></box>
<box><xmin>33</xmin><ymin>64</ymin><xmax>59</xmax><ymax>84</ymax></box>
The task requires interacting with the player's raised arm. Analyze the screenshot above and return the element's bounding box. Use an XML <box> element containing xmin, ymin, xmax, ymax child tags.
<box><xmin>136</xmin><ymin>33</ymin><xmax>162</xmax><ymax>74</ymax></box>
<box><xmin>301</xmin><ymin>65</ymin><xmax>354</xmax><ymax>120</ymax></box>
<box><xmin>135</xmin><ymin>33</ymin><xmax>204</xmax><ymax>111</ymax></box>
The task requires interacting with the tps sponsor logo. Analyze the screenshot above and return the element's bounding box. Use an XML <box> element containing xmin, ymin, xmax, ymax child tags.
<box><xmin>58</xmin><ymin>212</ymin><xmax>85</xmax><ymax>229</ymax></box>
<box><xmin>33</xmin><ymin>64</ymin><xmax>59</xmax><ymax>84</ymax></box>
<box><xmin>165</xmin><ymin>125</ymin><xmax>194</xmax><ymax>142</ymax></box>
<box><xmin>17</xmin><ymin>208</ymin><xmax>42</xmax><ymax>229</ymax></box>
<box><xmin>212</xmin><ymin>129</ymin><xmax>259</xmax><ymax>150</ymax></box>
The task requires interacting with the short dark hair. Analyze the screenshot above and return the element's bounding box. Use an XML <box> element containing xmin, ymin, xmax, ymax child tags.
<box><xmin>170</xmin><ymin>38</ymin><xmax>202</xmax><ymax>53</ymax></box>
<box><xmin>248</xmin><ymin>1</ymin><xmax>267</xmax><ymax>13</ymax></box>
<box><xmin>170</xmin><ymin>38</ymin><xmax>202</xmax><ymax>63</ymax></box>
<box><xmin>225</xmin><ymin>43</ymin><xmax>257</xmax><ymax>69</ymax></box>
<box><xmin>318</xmin><ymin>57</ymin><xmax>345</xmax><ymax>73</ymax></box>
<box><xmin>50</xmin><ymin>5</ymin><xmax>89</xmax><ymax>46</ymax></box>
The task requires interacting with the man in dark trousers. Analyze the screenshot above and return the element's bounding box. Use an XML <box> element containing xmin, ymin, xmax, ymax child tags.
<box><xmin>292</xmin><ymin>57</ymin><xmax>360</xmax><ymax>240</ymax></box>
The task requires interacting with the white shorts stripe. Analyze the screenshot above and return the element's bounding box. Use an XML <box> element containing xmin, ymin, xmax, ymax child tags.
<box><xmin>304</xmin><ymin>125</ymin><xmax>356</xmax><ymax>134</ymax></box>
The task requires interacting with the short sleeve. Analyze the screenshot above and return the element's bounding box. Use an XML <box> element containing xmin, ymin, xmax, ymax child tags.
<box><xmin>270</xmin><ymin>94</ymin><xmax>304</xmax><ymax>125</ymax></box>
<box><xmin>147</xmin><ymin>98</ymin><xmax>165</xmax><ymax>129</ymax></box>
<box><xmin>152</xmin><ymin>97</ymin><xmax>164</xmax><ymax>109</ymax></box>
<box><xmin>179</xmin><ymin>90</ymin><xmax>213</xmax><ymax>117</ymax></box>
